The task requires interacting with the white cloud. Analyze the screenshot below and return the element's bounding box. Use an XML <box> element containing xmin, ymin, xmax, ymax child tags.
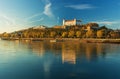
<box><xmin>65</xmin><ymin>4</ymin><xmax>95</xmax><ymax>10</ymax></box>
<box><xmin>28</xmin><ymin>18</ymin><xmax>44</xmax><ymax>24</ymax></box>
<box><xmin>43</xmin><ymin>2</ymin><xmax>53</xmax><ymax>17</ymax></box>
<box><xmin>26</xmin><ymin>0</ymin><xmax>54</xmax><ymax>19</ymax></box>
<box><xmin>91</xmin><ymin>21</ymin><xmax>119</xmax><ymax>25</ymax></box>
<box><xmin>26</xmin><ymin>13</ymin><xmax>43</xmax><ymax>20</ymax></box>
<box><xmin>0</xmin><ymin>14</ymin><xmax>27</xmax><ymax>33</ymax></box>
<box><xmin>0</xmin><ymin>14</ymin><xmax>15</xmax><ymax>26</ymax></box>
<box><xmin>0</xmin><ymin>0</ymin><xmax>54</xmax><ymax>33</ymax></box>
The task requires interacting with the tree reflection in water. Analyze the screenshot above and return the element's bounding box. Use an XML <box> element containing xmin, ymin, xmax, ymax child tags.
<box><xmin>23</xmin><ymin>41</ymin><xmax>118</xmax><ymax>64</ymax></box>
<box><xmin>0</xmin><ymin>40</ymin><xmax>120</xmax><ymax>79</ymax></box>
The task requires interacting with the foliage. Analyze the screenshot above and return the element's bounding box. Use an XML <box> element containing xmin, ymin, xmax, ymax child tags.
<box><xmin>1</xmin><ymin>23</ymin><xmax>120</xmax><ymax>39</ymax></box>
<box><xmin>97</xmin><ymin>29</ymin><xmax>107</xmax><ymax>38</ymax></box>
<box><xmin>86</xmin><ymin>30</ymin><xmax>96</xmax><ymax>38</ymax></box>
<box><xmin>68</xmin><ymin>30</ymin><xmax>75</xmax><ymax>38</ymax></box>
<box><xmin>62</xmin><ymin>32</ymin><xmax>68</xmax><ymax>38</ymax></box>
<box><xmin>76</xmin><ymin>31</ymin><xmax>82</xmax><ymax>38</ymax></box>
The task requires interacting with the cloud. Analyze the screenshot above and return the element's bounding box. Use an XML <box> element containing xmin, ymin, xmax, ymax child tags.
<box><xmin>65</xmin><ymin>4</ymin><xmax>95</xmax><ymax>10</ymax></box>
<box><xmin>0</xmin><ymin>14</ymin><xmax>27</xmax><ymax>32</ymax></box>
<box><xmin>43</xmin><ymin>2</ymin><xmax>53</xmax><ymax>17</ymax></box>
<box><xmin>26</xmin><ymin>13</ymin><xmax>43</xmax><ymax>20</ymax></box>
<box><xmin>91</xmin><ymin>21</ymin><xmax>119</xmax><ymax>25</ymax></box>
<box><xmin>0</xmin><ymin>14</ymin><xmax>16</xmax><ymax>27</ymax></box>
<box><xmin>28</xmin><ymin>18</ymin><xmax>44</xmax><ymax>24</ymax></box>
<box><xmin>26</xmin><ymin>0</ymin><xmax>54</xmax><ymax>19</ymax></box>
<box><xmin>0</xmin><ymin>0</ymin><xmax>54</xmax><ymax>32</ymax></box>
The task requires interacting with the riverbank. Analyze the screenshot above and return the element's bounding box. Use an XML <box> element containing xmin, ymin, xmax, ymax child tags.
<box><xmin>81</xmin><ymin>39</ymin><xmax>120</xmax><ymax>44</ymax></box>
<box><xmin>1</xmin><ymin>37</ymin><xmax>120</xmax><ymax>44</ymax></box>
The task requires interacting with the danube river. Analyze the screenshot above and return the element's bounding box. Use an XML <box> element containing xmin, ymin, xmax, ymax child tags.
<box><xmin>0</xmin><ymin>40</ymin><xmax>120</xmax><ymax>79</ymax></box>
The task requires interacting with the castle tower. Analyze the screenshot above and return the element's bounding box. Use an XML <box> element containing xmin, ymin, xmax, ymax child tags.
<box><xmin>74</xmin><ymin>18</ymin><xmax>77</xmax><ymax>25</ymax></box>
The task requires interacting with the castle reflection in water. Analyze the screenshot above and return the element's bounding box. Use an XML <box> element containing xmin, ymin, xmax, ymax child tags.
<box><xmin>17</xmin><ymin>41</ymin><xmax>118</xmax><ymax>64</ymax></box>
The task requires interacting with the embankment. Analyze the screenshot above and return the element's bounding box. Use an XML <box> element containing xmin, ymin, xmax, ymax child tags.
<box><xmin>1</xmin><ymin>37</ymin><xmax>120</xmax><ymax>44</ymax></box>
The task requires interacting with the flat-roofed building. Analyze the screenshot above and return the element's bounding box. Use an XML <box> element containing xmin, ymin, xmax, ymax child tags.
<box><xmin>63</xmin><ymin>19</ymin><xmax>81</xmax><ymax>29</ymax></box>
<box><xmin>63</xmin><ymin>19</ymin><xmax>81</xmax><ymax>26</ymax></box>
<box><xmin>33</xmin><ymin>25</ymin><xmax>47</xmax><ymax>29</ymax></box>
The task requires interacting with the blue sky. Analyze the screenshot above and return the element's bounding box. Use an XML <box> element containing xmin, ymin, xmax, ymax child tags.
<box><xmin>0</xmin><ymin>0</ymin><xmax>120</xmax><ymax>33</ymax></box>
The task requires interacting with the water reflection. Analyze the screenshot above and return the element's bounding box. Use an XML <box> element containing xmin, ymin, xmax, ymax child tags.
<box><xmin>0</xmin><ymin>40</ymin><xmax>120</xmax><ymax>79</ymax></box>
<box><xmin>62</xmin><ymin>44</ymin><xmax>76</xmax><ymax>64</ymax></box>
<box><xmin>1</xmin><ymin>40</ymin><xmax>120</xmax><ymax>64</ymax></box>
<box><xmin>30</xmin><ymin>42</ymin><xmax>45</xmax><ymax>56</ymax></box>
<box><xmin>25</xmin><ymin>41</ymin><xmax>120</xmax><ymax>64</ymax></box>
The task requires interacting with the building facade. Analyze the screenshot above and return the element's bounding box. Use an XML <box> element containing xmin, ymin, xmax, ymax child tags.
<box><xmin>33</xmin><ymin>25</ymin><xmax>47</xmax><ymax>29</ymax></box>
<box><xmin>63</xmin><ymin>19</ymin><xmax>81</xmax><ymax>26</ymax></box>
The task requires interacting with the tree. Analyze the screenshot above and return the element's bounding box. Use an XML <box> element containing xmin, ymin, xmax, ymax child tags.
<box><xmin>86</xmin><ymin>30</ymin><xmax>96</xmax><ymax>38</ymax></box>
<box><xmin>97</xmin><ymin>29</ymin><xmax>107</xmax><ymax>38</ymax></box>
<box><xmin>40</xmin><ymin>32</ymin><xmax>45</xmax><ymax>38</ymax></box>
<box><xmin>61</xmin><ymin>32</ymin><xmax>68</xmax><ymax>38</ymax></box>
<box><xmin>50</xmin><ymin>31</ymin><xmax>56</xmax><ymax>38</ymax></box>
<box><xmin>22</xmin><ymin>31</ymin><xmax>28</xmax><ymax>38</ymax></box>
<box><xmin>100</xmin><ymin>26</ymin><xmax>108</xmax><ymax>30</ymax></box>
<box><xmin>76</xmin><ymin>31</ymin><xmax>82</xmax><ymax>38</ymax></box>
<box><xmin>86</xmin><ymin>23</ymin><xmax>99</xmax><ymax>27</ymax></box>
<box><xmin>68</xmin><ymin>30</ymin><xmax>75</xmax><ymax>38</ymax></box>
<box><xmin>2</xmin><ymin>32</ymin><xmax>10</xmax><ymax>37</ymax></box>
<box><xmin>109</xmin><ymin>31</ymin><xmax>120</xmax><ymax>38</ymax></box>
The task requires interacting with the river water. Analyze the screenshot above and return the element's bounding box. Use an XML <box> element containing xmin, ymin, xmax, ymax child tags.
<box><xmin>0</xmin><ymin>40</ymin><xmax>120</xmax><ymax>79</ymax></box>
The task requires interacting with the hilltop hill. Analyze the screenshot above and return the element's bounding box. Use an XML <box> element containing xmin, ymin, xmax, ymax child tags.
<box><xmin>0</xmin><ymin>23</ymin><xmax>120</xmax><ymax>39</ymax></box>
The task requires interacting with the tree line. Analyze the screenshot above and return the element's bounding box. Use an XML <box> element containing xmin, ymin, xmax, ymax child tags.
<box><xmin>1</xmin><ymin>23</ymin><xmax>120</xmax><ymax>39</ymax></box>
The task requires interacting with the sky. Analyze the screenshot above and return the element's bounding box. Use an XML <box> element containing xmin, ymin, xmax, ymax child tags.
<box><xmin>0</xmin><ymin>0</ymin><xmax>120</xmax><ymax>33</ymax></box>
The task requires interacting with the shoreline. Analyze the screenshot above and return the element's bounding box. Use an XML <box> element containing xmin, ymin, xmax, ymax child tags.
<box><xmin>1</xmin><ymin>37</ymin><xmax>120</xmax><ymax>44</ymax></box>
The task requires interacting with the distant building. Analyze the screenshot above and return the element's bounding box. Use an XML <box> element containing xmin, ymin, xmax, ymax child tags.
<box><xmin>63</xmin><ymin>19</ymin><xmax>81</xmax><ymax>26</ymax></box>
<box><xmin>63</xmin><ymin>19</ymin><xmax>81</xmax><ymax>29</ymax></box>
<box><xmin>52</xmin><ymin>25</ymin><xmax>64</xmax><ymax>29</ymax></box>
<box><xmin>33</xmin><ymin>25</ymin><xmax>47</xmax><ymax>29</ymax></box>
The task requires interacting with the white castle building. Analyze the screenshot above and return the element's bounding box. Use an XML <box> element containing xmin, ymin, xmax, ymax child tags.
<box><xmin>63</xmin><ymin>19</ymin><xmax>81</xmax><ymax>26</ymax></box>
